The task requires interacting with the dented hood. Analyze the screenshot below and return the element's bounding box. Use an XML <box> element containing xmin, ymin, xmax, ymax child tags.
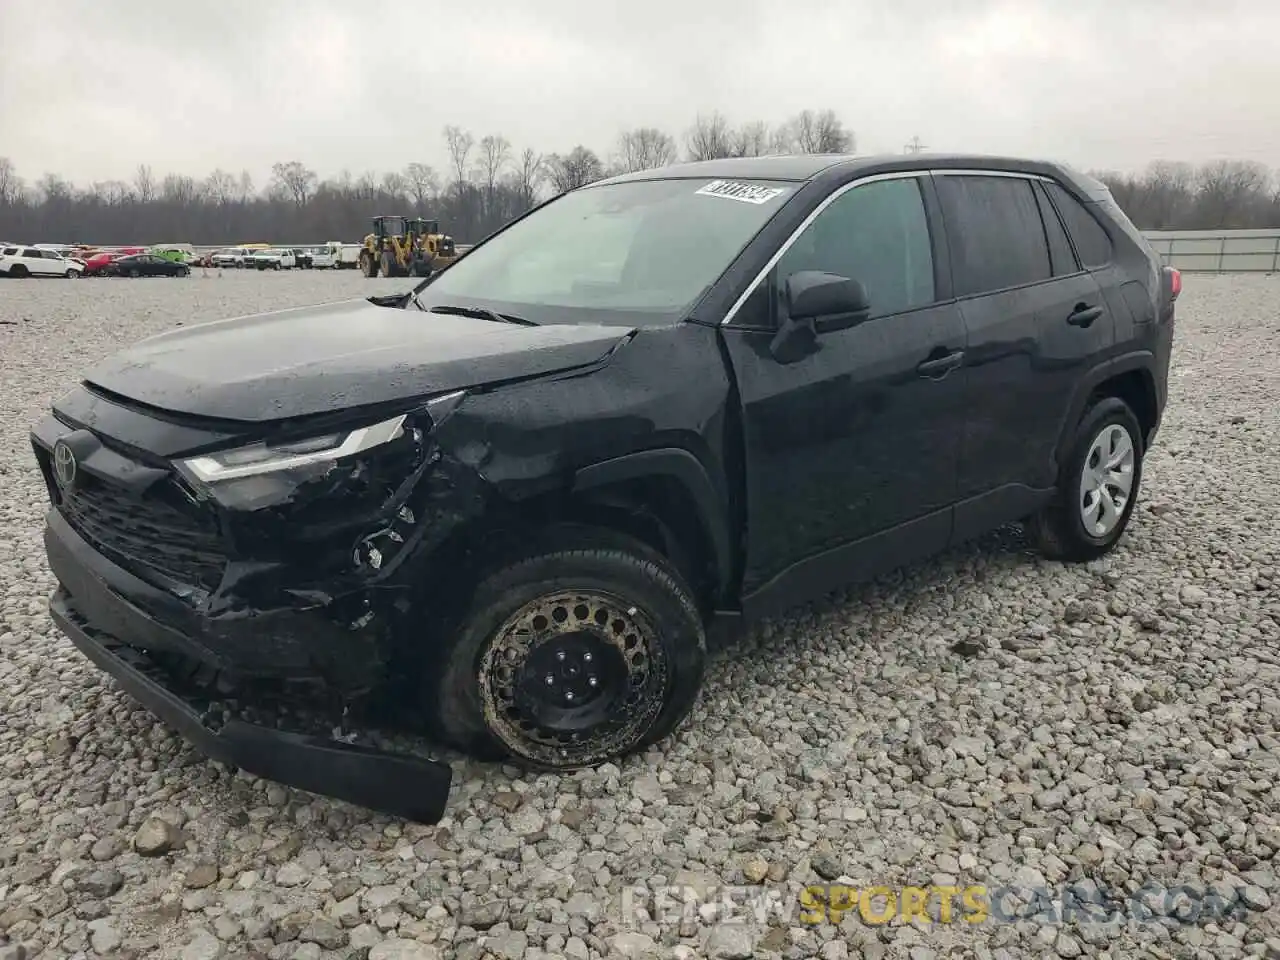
<box><xmin>82</xmin><ymin>298</ymin><xmax>633</xmax><ymax>422</ymax></box>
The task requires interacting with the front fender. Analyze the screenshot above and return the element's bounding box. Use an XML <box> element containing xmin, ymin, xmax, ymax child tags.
<box><xmin>572</xmin><ymin>448</ymin><xmax>734</xmax><ymax>600</ymax></box>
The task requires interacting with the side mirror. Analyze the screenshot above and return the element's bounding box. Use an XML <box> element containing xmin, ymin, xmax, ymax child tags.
<box><xmin>785</xmin><ymin>270</ymin><xmax>871</xmax><ymax>333</ymax></box>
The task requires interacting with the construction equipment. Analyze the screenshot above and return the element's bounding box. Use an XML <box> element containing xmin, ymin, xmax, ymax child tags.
<box><xmin>358</xmin><ymin>215</ymin><xmax>460</xmax><ymax>278</ymax></box>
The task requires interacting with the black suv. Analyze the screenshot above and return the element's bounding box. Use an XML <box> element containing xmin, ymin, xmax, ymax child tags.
<box><xmin>31</xmin><ymin>154</ymin><xmax>1179</xmax><ymax>822</ymax></box>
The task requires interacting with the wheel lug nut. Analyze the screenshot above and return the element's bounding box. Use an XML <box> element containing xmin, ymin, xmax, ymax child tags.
<box><xmin>544</xmin><ymin>674</ymin><xmax>555</xmax><ymax>686</ymax></box>
<box><xmin>583</xmin><ymin>652</ymin><xmax>592</xmax><ymax>662</ymax></box>
<box><xmin>556</xmin><ymin>650</ymin><xmax>566</xmax><ymax>661</ymax></box>
<box><xmin>587</xmin><ymin>676</ymin><xmax>598</xmax><ymax>687</ymax></box>
<box><xmin>565</xmin><ymin>691</ymin><xmax>575</xmax><ymax>702</ymax></box>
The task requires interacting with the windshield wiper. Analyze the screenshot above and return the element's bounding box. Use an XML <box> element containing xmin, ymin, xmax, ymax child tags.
<box><xmin>428</xmin><ymin>304</ymin><xmax>537</xmax><ymax>326</ymax></box>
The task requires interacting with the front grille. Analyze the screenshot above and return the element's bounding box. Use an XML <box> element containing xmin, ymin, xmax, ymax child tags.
<box><xmin>55</xmin><ymin>469</ymin><xmax>226</xmax><ymax>592</ymax></box>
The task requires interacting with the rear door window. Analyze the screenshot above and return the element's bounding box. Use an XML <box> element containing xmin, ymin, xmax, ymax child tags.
<box><xmin>936</xmin><ymin>174</ymin><xmax>1052</xmax><ymax>297</ymax></box>
<box><xmin>1033</xmin><ymin>181</ymin><xmax>1079</xmax><ymax>276</ymax></box>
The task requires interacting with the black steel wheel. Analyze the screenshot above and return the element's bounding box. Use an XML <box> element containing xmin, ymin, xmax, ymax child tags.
<box><xmin>430</xmin><ymin>528</ymin><xmax>707</xmax><ymax>769</ymax></box>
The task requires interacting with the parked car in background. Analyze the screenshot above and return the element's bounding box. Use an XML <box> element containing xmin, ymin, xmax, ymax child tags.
<box><xmin>322</xmin><ymin>240</ymin><xmax>362</xmax><ymax>269</ymax></box>
<box><xmin>291</xmin><ymin>248</ymin><xmax>314</xmax><ymax>269</ymax></box>
<box><xmin>107</xmin><ymin>253</ymin><xmax>191</xmax><ymax>278</ymax></box>
<box><xmin>211</xmin><ymin>247</ymin><xmax>254</xmax><ymax>268</ymax></box>
<box><xmin>308</xmin><ymin>245</ymin><xmax>336</xmax><ymax>269</ymax></box>
<box><xmin>0</xmin><ymin>246</ymin><xmax>84</xmax><ymax>278</ymax></box>
<box><xmin>82</xmin><ymin>251</ymin><xmax>124</xmax><ymax>276</ymax></box>
<box><xmin>251</xmin><ymin>248</ymin><xmax>297</xmax><ymax>270</ymax></box>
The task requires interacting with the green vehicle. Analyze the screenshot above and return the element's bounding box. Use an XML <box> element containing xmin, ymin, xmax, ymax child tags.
<box><xmin>150</xmin><ymin>246</ymin><xmax>195</xmax><ymax>264</ymax></box>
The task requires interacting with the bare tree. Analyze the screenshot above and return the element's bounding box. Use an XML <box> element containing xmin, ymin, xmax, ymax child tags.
<box><xmin>270</xmin><ymin>161</ymin><xmax>318</xmax><ymax>207</ymax></box>
<box><xmin>161</xmin><ymin>174</ymin><xmax>199</xmax><ymax>205</ymax></box>
<box><xmin>732</xmin><ymin>121</ymin><xmax>772</xmax><ymax>158</ymax></box>
<box><xmin>546</xmin><ymin>147</ymin><xmax>604</xmax><ymax>193</ymax></box>
<box><xmin>379</xmin><ymin>171</ymin><xmax>408</xmax><ymax>202</ymax></box>
<box><xmin>787</xmin><ymin>110</ymin><xmax>854</xmax><ymax>154</ymax></box>
<box><xmin>684</xmin><ymin>111</ymin><xmax>735</xmax><ymax>161</ymax></box>
<box><xmin>1192</xmin><ymin>160</ymin><xmax>1270</xmax><ymax>229</ymax></box>
<box><xmin>235</xmin><ymin>171</ymin><xmax>255</xmax><ymax>203</ymax></box>
<box><xmin>0</xmin><ymin>156</ymin><xmax>24</xmax><ymax>205</ymax></box>
<box><xmin>1140</xmin><ymin>160</ymin><xmax>1195</xmax><ymax>228</ymax></box>
<box><xmin>478</xmin><ymin>135</ymin><xmax>512</xmax><ymax>191</ymax></box>
<box><xmin>204</xmin><ymin>169</ymin><xmax>236</xmax><ymax>205</ymax></box>
<box><xmin>513</xmin><ymin>148</ymin><xmax>544</xmax><ymax>207</ymax></box>
<box><xmin>443</xmin><ymin>125</ymin><xmax>475</xmax><ymax>194</ymax></box>
<box><xmin>101</xmin><ymin>180</ymin><xmax>132</xmax><ymax>205</ymax></box>
<box><xmin>617</xmin><ymin>128</ymin><xmax>677</xmax><ymax>172</ymax></box>
<box><xmin>404</xmin><ymin>162</ymin><xmax>440</xmax><ymax>208</ymax></box>
<box><xmin>134</xmin><ymin>164</ymin><xmax>156</xmax><ymax>203</ymax></box>
<box><xmin>37</xmin><ymin>173</ymin><xmax>74</xmax><ymax>201</ymax></box>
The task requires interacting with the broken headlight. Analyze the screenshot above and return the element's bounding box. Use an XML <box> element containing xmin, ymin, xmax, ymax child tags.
<box><xmin>180</xmin><ymin>414</ymin><xmax>409</xmax><ymax>483</ymax></box>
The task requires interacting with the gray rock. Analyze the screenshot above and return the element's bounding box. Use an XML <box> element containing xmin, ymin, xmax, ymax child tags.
<box><xmin>133</xmin><ymin>817</ymin><xmax>181</xmax><ymax>856</ymax></box>
<box><xmin>707</xmin><ymin>924</ymin><xmax>754</xmax><ymax>959</ymax></box>
<box><xmin>181</xmin><ymin>928</ymin><xmax>225</xmax><ymax>960</ymax></box>
<box><xmin>75</xmin><ymin>867</ymin><xmax>124</xmax><ymax>898</ymax></box>
<box><xmin>368</xmin><ymin>940</ymin><xmax>442</xmax><ymax>960</ymax></box>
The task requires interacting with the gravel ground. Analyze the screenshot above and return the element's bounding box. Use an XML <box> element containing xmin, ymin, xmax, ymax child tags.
<box><xmin>1</xmin><ymin>270</ymin><xmax>1279</xmax><ymax>960</ymax></box>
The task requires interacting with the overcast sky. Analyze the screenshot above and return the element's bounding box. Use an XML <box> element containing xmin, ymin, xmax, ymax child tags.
<box><xmin>2</xmin><ymin>0</ymin><xmax>1277</xmax><ymax>187</ymax></box>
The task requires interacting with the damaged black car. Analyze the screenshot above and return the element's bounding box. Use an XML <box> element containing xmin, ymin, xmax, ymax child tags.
<box><xmin>33</xmin><ymin>154</ymin><xmax>1176</xmax><ymax>822</ymax></box>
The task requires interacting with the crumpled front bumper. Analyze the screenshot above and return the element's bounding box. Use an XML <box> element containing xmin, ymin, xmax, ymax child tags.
<box><xmin>50</xmin><ymin>587</ymin><xmax>455</xmax><ymax>823</ymax></box>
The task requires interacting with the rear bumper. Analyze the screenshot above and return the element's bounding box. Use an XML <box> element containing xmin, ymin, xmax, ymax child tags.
<box><xmin>50</xmin><ymin>588</ymin><xmax>454</xmax><ymax>823</ymax></box>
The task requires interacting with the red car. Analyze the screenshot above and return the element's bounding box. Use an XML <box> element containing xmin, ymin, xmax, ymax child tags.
<box><xmin>82</xmin><ymin>248</ymin><xmax>146</xmax><ymax>276</ymax></box>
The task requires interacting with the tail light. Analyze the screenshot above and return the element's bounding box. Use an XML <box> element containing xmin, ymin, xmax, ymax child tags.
<box><xmin>1167</xmin><ymin>266</ymin><xmax>1182</xmax><ymax>300</ymax></box>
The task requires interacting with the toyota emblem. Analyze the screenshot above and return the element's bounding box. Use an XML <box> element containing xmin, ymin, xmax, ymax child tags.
<box><xmin>53</xmin><ymin>439</ymin><xmax>77</xmax><ymax>489</ymax></box>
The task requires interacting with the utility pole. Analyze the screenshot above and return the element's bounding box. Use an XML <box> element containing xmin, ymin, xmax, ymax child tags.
<box><xmin>904</xmin><ymin>136</ymin><xmax>928</xmax><ymax>154</ymax></box>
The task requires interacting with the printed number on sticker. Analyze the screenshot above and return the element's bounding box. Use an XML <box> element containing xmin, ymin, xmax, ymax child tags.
<box><xmin>695</xmin><ymin>180</ymin><xmax>788</xmax><ymax>204</ymax></box>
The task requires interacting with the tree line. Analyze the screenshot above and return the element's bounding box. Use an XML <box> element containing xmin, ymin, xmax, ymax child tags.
<box><xmin>0</xmin><ymin>110</ymin><xmax>1277</xmax><ymax>246</ymax></box>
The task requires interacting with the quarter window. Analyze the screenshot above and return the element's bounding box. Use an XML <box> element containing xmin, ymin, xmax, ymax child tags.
<box><xmin>937</xmin><ymin>174</ymin><xmax>1052</xmax><ymax>296</ymax></box>
<box><xmin>775</xmin><ymin>177</ymin><xmax>935</xmax><ymax>321</ymax></box>
<box><xmin>1045</xmin><ymin>182</ymin><xmax>1113</xmax><ymax>268</ymax></box>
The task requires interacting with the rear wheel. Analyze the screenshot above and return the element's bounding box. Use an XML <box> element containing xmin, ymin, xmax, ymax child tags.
<box><xmin>360</xmin><ymin>251</ymin><xmax>378</xmax><ymax>277</ymax></box>
<box><xmin>176</xmin><ymin>266</ymin><xmax>189</xmax><ymax>277</ymax></box>
<box><xmin>429</xmin><ymin>528</ymin><xmax>707</xmax><ymax>769</ymax></box>
<box><xmin>129</xmin><ymin>268</ymin><xmax>140</xmax><ymax>278</ymax></box>
<box><xmin>8</xmin><ymin>265</ymin><xmax>28</xmax><ymax>278</ymax></box>
<box><xmin>1028</xmin><ymin>396</ymin><xmax>1144</xmax><ymax>562</ymax></box>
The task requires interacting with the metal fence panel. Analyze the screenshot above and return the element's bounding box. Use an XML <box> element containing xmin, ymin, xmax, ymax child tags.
<box><xmin>1142</xmin><ymin>230</ymin><xmax>1280</xmax><ymax>273</ymax></box>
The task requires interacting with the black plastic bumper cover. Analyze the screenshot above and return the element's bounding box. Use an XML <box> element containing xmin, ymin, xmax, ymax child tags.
<box><xmin>50</xmin><ymin>590</ymin><xmax>454</xmax><ymax>824</ymax></box>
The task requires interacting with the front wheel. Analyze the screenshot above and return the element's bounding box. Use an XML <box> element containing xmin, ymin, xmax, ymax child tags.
<box><xmin>430</xmin><ymin>530</ymin><xmax>707</xmax><ymax>769</ymax></box>
<box><xmin>129</xmin><ymin>268</ymin><xmax>140</xmax><ymax>278</ymax></box>
<box><xmin>1027</xmin><ymin>396</ymin><xmax>1144</xmax><ymax>562</ymax></box>
<box><xmin>176</xmin><ymin>266</ymin><xmax>189</xmax><ymax>277</ymax></box>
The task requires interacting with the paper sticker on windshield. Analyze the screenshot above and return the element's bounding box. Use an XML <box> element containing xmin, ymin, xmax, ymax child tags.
<box><xmin>695</xmin><ymin>180</ymin><xmax>789</xmax><ymax>204</ymax></box>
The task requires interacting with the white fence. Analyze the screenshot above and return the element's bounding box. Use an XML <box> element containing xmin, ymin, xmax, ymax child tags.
<box><xmin>1142</xmin><ymin>229</ymin><xmax>1280</xmax><ymax>274</ymax></box>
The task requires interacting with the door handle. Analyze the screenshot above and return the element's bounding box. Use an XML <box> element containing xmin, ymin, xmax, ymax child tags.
<box><xmin>917</xmin><ymin>350</ymin><xmax>964</xmax><ymax>379</ymax></box>
<box><xmin>1066</xmin><ymin>303</ymin><xmax>1104</xmax><ymax>327</ymax></box>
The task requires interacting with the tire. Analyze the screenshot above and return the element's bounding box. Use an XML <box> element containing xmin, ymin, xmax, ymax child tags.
<box><xmin>1028</xmin><ymin>396</ymin><xmax>1144</xmax><ymax>563</ymax></box>
<box><xmin>273</xmin><ymin>262</ymin><xmax>281</xmax><ymax>271</ymax></box>
<box><xmin>380</xmin><ymin>250</ymin><xmax>397</xmax><ymax>278</ymax></box>
<box><xmin>65</xmin><ymin>269</ymin><xmax>78</xmax><ymax>279</ymax></box>
<box><xmin>429</xmin><ymin>527</ymin><xmax>707</xmax><ymax>769</ymax></box>
<box><xmin>360</xmin><ymin>252</ymin><xmax>377</xmax><ymax>278</ymax></box>
<box><xmin>176</xmin><ymin>267</ymin><xmax>189</xmax><ymax>277</ymax></box>
<box><xmin>9</xmin><ymin>265</ymin><xmax>27</xmax><ymax>278</ymax></box>
<box><xmin>129</xmin><ymin>268</ymin><xmax>140</xmax><ymax>278</ymax></box>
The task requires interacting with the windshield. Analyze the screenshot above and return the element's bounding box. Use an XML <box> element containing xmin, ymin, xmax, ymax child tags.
<box><xmin>415</xmin><ymin>176</ymin><xmax>794</xmax><ymax>325</ymax></box>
